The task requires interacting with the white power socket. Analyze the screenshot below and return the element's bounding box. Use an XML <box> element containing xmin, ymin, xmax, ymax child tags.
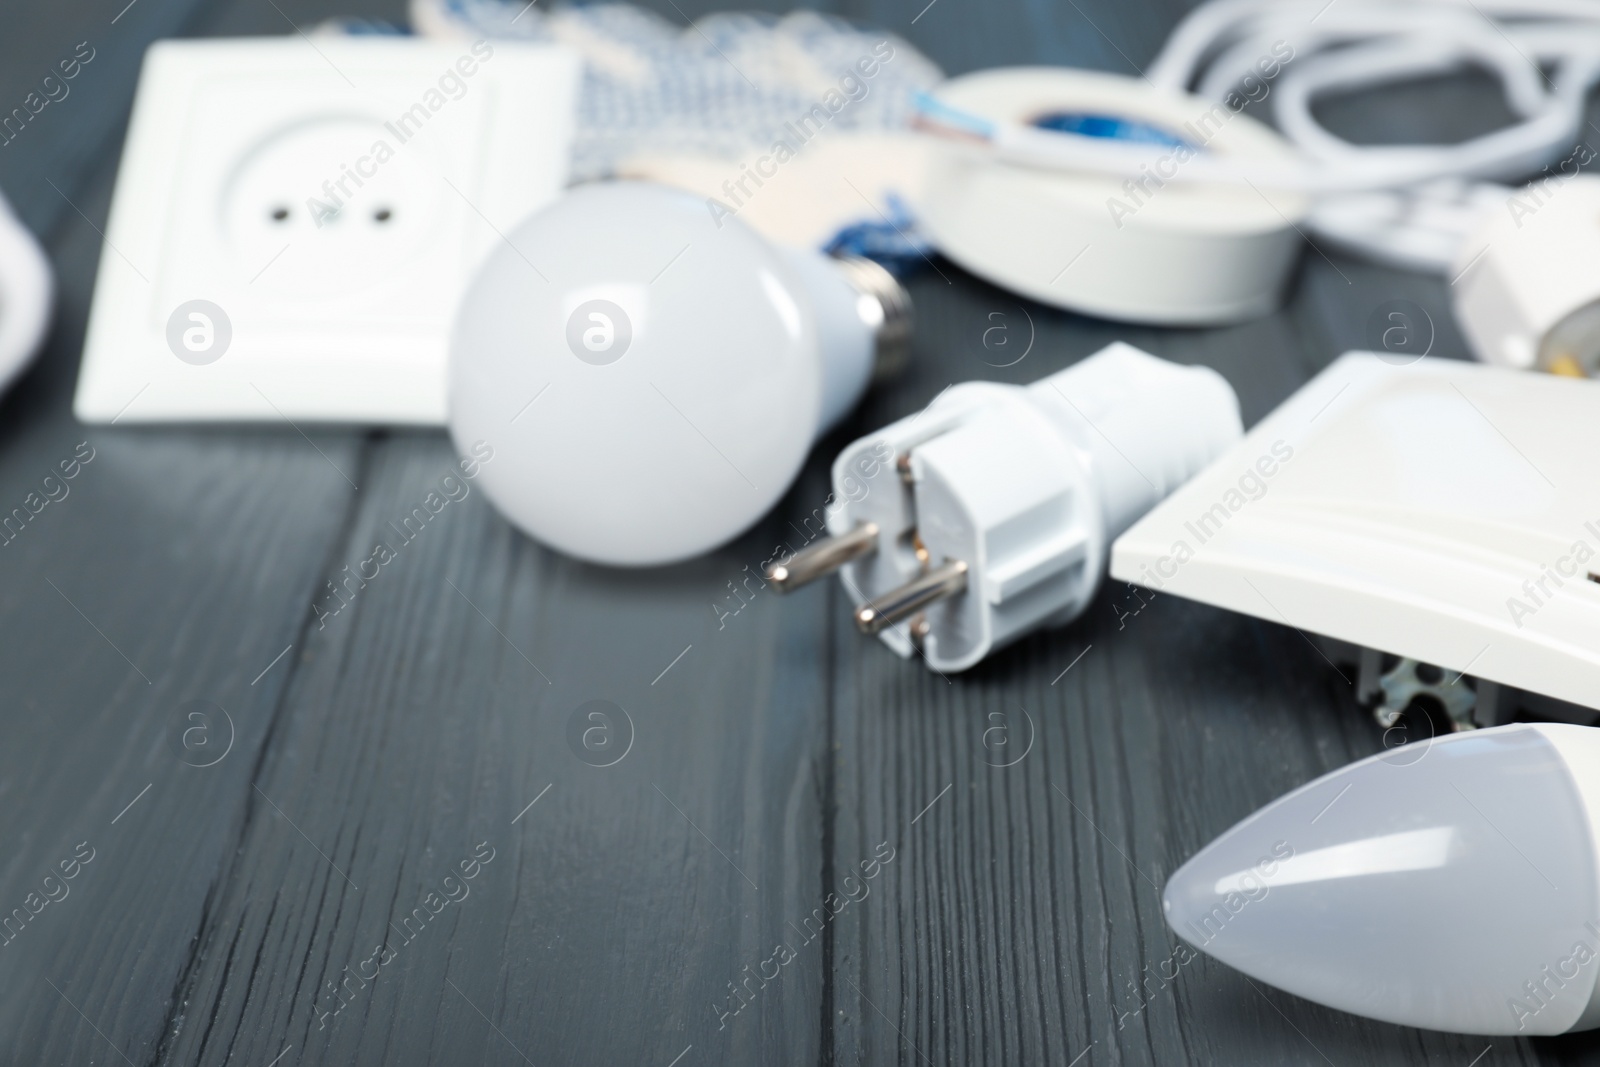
<box><xmin>74</xmin><ymin>38</ymin><xmax>579</xmax><ymax>425</ymax></box>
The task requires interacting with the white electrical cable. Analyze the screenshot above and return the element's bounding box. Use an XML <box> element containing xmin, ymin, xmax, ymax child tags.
<box><xmin>915</xmin><ymin>0</ymin><xmax>1600</xmax><ymax>273</ymax></box>
<box><xmin>1151</xmin><ymin>0</ymin><xmax>1600</xmax><ymax>271</ymax></box>
<box><xmin>0</xmin><ymin>189</ymin><xmax>51</xmax><ymax>394</ymax></box>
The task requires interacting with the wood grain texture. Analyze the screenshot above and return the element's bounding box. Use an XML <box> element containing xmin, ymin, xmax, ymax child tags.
<box><xmin>824</xmin><ymin>313</ymin><xmax>1555</xmax><ymax>1065</ymax></box>
<box><xmin>150</xmin><ymin>430</ymin><xmax>834</xmax><ymax>1066</ymax></box>
<box><xmin>0</xmin><ymin>39</ymin><xmax>363</xmax><ymax>1067</ymax></box>
<box><xmin>3</xmin><ymin>0</ymin><xmax>1597</xmax><ymax>1064</ymax></box>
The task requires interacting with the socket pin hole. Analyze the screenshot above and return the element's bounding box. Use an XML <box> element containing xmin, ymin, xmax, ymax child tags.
<box><xmin>270</xmin><ymin>206</ymin><xmax>289</xmax><ymax>222</ymax></box>
<box><xmin>1414</xmin><ymin>663</ymin><xmax>1443</xmax><ymax>685</ymax></box>
<box><xmin>373</xmin><ymin>207</ymin><xmax>392</xmax><ymax>223</ymax></box>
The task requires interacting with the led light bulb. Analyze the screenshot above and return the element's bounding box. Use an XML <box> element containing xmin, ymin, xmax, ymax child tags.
<box><xmin>1164</xmin><ymin>722</ymin><xmax>1600</xmax><ymax>1036</ymax></box>
<box><xmin>766</xmin><ymin>342</ymin><xmax>1241</xmax><ymax>671</ymax></box>
<box><xmin>0</xmin><ymin>187</ymin><xmax>51</xmax><ymax>396</ymax></box>
<box><xmin>448</xmin><ymin>181</ymin><xmax>910</xmax><ymax>567</ymax></box>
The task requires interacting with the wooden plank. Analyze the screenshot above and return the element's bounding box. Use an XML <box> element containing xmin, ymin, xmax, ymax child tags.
<box><xmin>5</xmin><ymin>0</ymin><xmax>1592</xmax><ymax>1062</ymax></box>
<box><xmin>0</xmin><ymin>140</ymin><xmax>367</xmax><ymax>1067</ymax></box>
<box><xmin>153</xmin><ymin>432</ymin><xmax>832</xmax><ymax>1065</ymax></box>
<box><xmin>0</xmin><ymin>0</ymin><xmax>216</xmax><ymax>235</ymax></box>
<box><xmin>0</xmin><ymin>1</ymin><xmax>370</xmax><ymax>1063</ymax></box>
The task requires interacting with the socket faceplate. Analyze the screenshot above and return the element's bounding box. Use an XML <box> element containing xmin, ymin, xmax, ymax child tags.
<box><xmin>75</xmin><ymin>38</ymin><xmax>578</xmax><ymax>425</ymax></box>
<box><xmin>1111</xmin><ymin>353</ymin><xmax>1600</xmax><ymax>711</ymax></box>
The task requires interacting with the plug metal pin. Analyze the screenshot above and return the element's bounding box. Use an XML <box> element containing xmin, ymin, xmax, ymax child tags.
<box><xmin>855</xmin><ymin>559</ymin><xmax>968</xmax><ymax>634</ymax></box>
<box><xmin>765</xmin><ymin>522</ymin><xmax>879</xmax><ymax>593</ymax></box>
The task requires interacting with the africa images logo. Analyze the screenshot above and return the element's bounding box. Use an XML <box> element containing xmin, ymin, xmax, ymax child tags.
<box><xmin>565</xmin><ymin>300</ymin><xmax>632</xmax><ymax>365</ymax></box>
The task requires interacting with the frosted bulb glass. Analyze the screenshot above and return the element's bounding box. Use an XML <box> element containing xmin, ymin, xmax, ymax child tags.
<box><xmin>0</xmin><ymin>188</ymin><xmax>50</xmax><ymax>395</ymax></box>
<box><xmin>1164</xmin><ymin>723</ymin><xmax>1600</xmax><ymax>1035</ymax></box>
<box><xmin>447</xmin><ymin>181</ymin><xmax>906</xmax><ymax>567</ymax></box>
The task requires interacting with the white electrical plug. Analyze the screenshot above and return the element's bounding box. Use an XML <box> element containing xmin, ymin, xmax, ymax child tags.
<box><xmin>767</xmin><ymin>342</ymin><xmax>1241</xmax><ymax>672</ymax></box>
<box><xmin>1453</xmin><ymin>174</ymin><xmax>1600</xmax><ymax>377</ymax></box>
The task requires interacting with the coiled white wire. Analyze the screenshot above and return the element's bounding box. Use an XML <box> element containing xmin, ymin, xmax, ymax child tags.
<box><xmin>1147</xmin><ymin>0</ymin><xmax>1600</xmax><ymax>271</ymax></box>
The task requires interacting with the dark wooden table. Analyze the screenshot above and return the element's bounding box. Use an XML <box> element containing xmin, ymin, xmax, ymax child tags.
<box><xmin>1</xmin><ymin>0</ymin><xmax>1590</xmax><ymax>1064</ymax></box>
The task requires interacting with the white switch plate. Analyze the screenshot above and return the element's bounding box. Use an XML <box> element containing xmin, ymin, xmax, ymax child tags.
<box><xmin>74</xmin><ymin>37</ymin><xmax>579</xmax><ymax>425</ymax></box>
<box><xmin>1111</xmin><ymin>353</ymin><xmax>1600</xmax><ymax>710</ymax></box>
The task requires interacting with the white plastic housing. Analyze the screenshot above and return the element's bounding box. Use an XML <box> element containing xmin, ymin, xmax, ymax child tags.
<box><xmin>1165</xmin><ymin>722</ymin><xmax>1600</xmax><ymax>1035</ymax></box>
<box><xmin>74</xmin><ymin>38</ymin><xmax>578</xmax><ymax>424</ymax></box>
<box><xmin>919</xmin><ymin>68</ymin><xmax>1309</xmax><ymax>325</ymax></box>
<box><xmin>831</xmin><ymin>342</ymin><xmax>1241</xmax><ymax>672</ymax></box>
<box><xmin>0</xmin><ymin>189</ymin><xmax>51</xmax><ymax>395</ymax></box>
<box><xmin>1111</xmin><ymin>352</ymin><xmax>1600</xmax><ymax>711</ymax></box>
<box><xmin>1453</xmin><ymin>174</ymin><xmax>1600</xmax><ymax>375</ymax></box>
<box><xmin>449</xmin><ymin>182</ymin><xmax>878</xmax><ymax>568</ymax></box>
